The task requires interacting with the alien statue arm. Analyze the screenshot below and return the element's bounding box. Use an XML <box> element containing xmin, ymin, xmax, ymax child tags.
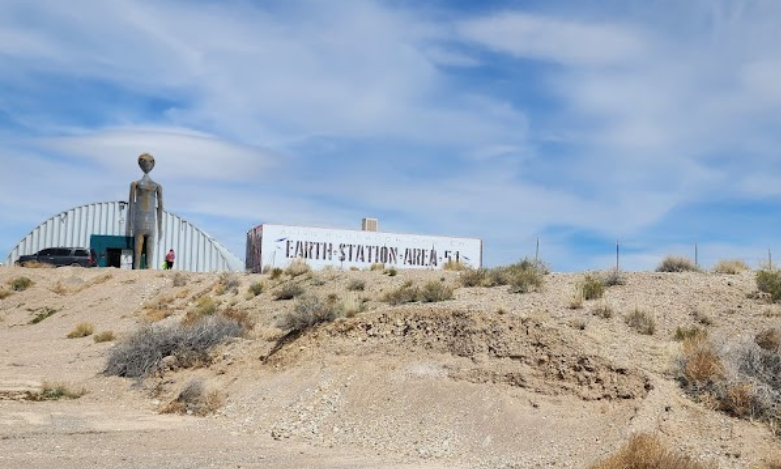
<box><xmin>156</xmin><ymin>184</ymin><xmax>163</xmax><ymax>241</ymax></box>
<box><xmin>128</xmin><ymin>181</ymin><xmax>137</xmax><ymax>237</ymax></box>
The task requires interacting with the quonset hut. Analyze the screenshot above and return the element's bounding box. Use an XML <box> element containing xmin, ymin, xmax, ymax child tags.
<box><xmin>5</xmin><ymin>201</ymin><xmax>243</xmax><ymax>272</ymax></box>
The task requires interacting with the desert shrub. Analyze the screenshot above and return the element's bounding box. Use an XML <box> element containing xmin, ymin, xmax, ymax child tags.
<box><xmin>443</xmin><ymin>259</ymin><xmax>467</xmax><ymax>271</ymax></box>
<box><xmin>25</xmin><ymin>382</ymin><xmax>86</xmax><ymax>401</ymax></box>
<box><xmin>592</xmin><ymin>302</ymin><xmax>614</xmax><ymax>319</ymax></box>
<box><xmin>9</xmin><ymin>276</ymin><xmax>33</xmax><ymax>291</ymax></box>
<box><xmin>578</xmin><ymin>273</ymin><xmax>606</xmax><ymax>300</ymax></box>
<box><xmin>277</xmin><ymin>294</ymin><xmax>344</xmax><ymax>333</ymax></box>
<box><xmin>674</xmin><ymin>325</ymin><xmax>707</xmax><ymax>342</ymax></box>
<box><xmin>93</xmin><ymin>330</ymin><xmax>115</xmax><ymax>343</ymax></box>
<box><xmin>418</xmin><ymin>280</ymin><xmax>453</xmax><ymax>302</ymax></box>
<box><xmin>104</xmin><ymin>315</ymin><xmax>244</xmax><ymax>379</ymax></box>
<box><xmin>67</xmin><ymin>322</ymin><xmax>95</xmax><ymax>339</ymax></box>
<box><xmin>0</xmin><ymin>288</ymin><xmax>11</xmax><ymax>300</ymax></box>
<box><xmin>369</xmin><ymin>263</ymin><xmax>385</xmax><ymax>271</ymax></box>
<box><xmin>216</xmin><ymin>273</ymin><xmax>240</xmax><ymax>295</ymax></box>
<box><xmin>220</xmin><ymin>308</ymin><xmax>255</xmax><ymax>330</ymax></box>
<box><xmin>161</xmin><ymin>379</ymin><xmax>224</xmax><ymax>416</ymax></box>
<box><xmin>757</xmin><ymin>270</ymin><xmax>781</xmax><ymax>302</ymax></box>
<box><xmin>309</xmin><ymin>274</ymin><xmax>327</xmax><ymax>286</ymax></box>
<box><xmin>192</xmin><ymin>296</ymin><xmax>218</xmax><ymax>317</ymax></box>
<box><xmin>713</xmin><ymin>259</ymin><xmax>750</xmax><ymax>274</ymax></box>
<box><xmin>247</xmin><ymin>281</ymin><xmax>264</xmax><ymax>297</ymax></box>
<box><xmin>484</xmin><ymin>259</ymin><xmax>546</xmax><ymax>293</ymax></box>
<box><xmin>172</xmin><ymin>272</ymin><xmax>187</xmax><ymax>287</ymax></box>
<box><xmin>382</xmin><ymin>280</ymin><xmax>420</xmax><ymax>305</ymax></box>
<box><xmin>384</xmin><ymin>267</ymin><xmax>398</xmax><ymax>277</ymax></box>
<box><xmin>29</xmin><ymin>307</ymin><xmax>58</xmax><ymax>324</ymax></box>
<box><xmin>756</xmin><ymin>328</ymin><xmax>781</xmax><ymax>351</ymax></box>
<box><xmin>19</xmin><ymin>260</ymin><xmax>54</xmax><ymax>269</ymax></box>
<box><xmin>269</xmin><ymin>267</ymin><xmax>284</xmax><ymax>280</ymax></box>
<box><xmin>625</xmin><ymin>308</ymin><xmax>656</xmax><ymax>335</ymax></box>
<box><xmin>285</xmin><ymin>259</ymin><xmax>311</xmax><ymax>278</ymax></box>
<box><xmin>588</xmin><ymin>433</ymin><xmax>715</xmax><ymax>469</ymax></box>
<box><xmin>50</xmin><ymin>282</ymin><xmax>68</xmax><ymax>295</ymax></box>
<box><xmin>273</xmin><ymin>282</ymin><xmax>305</xmax><ymax>300</ymax></box>
<box><xmin>459</xmin><ymin>268</ymin><xmax>487</xmax><ymax>287</ymax></box>
<box><xmin>691</xmin><ymin>308</ymin><xmax>714</xmax><ymax>326</ymax></box>
<box><xmin>656</xmin><ymin>255</ymin><xmax>700</xmax><ymax>273</ymax></box>
<box><xmin>603</xmin><ymin>269</ymin><xmax>626</xmax><ymax>286</ymax></box>
<box><xmin>568</xmin><ymin>291</ymin><xmax>584</xmax><ymax>310</ymax></box>
<box><xmin>347</xmin><ymin>279</ymin><xmax>366</xmax><ymax>291</ymax></box>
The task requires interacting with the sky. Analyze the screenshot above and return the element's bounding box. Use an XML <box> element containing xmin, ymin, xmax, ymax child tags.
<box><xmin>2</xmin><ymin>0</ymin><xmax>781</xmax><ymax>271</ymax></box>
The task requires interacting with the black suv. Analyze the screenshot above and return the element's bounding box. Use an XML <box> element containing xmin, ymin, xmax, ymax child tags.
<box><xmin>16</xmin><ymin>247</ymin><xmax>97</xmax><ymax>268</ymax></box>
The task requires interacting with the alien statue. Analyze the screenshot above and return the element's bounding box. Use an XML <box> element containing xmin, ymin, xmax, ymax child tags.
<box><xmin>128</xmin><ymin>153</ymin><xmax>163</xmax><ymax>269</ymax></box>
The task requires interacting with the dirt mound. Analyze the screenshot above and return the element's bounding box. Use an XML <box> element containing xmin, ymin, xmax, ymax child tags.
<box><xmin>266</xmin><ymin>307</ymin><xmax>651</xmax><ymax>401</ymax></box>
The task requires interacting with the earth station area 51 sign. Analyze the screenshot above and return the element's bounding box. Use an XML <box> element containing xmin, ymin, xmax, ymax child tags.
<box><xmin>246</xmin><ymin>224</ymin><xmax>482</xmax><ymax>272</ymax></box>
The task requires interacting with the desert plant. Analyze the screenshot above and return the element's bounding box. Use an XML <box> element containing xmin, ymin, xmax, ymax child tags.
<box><xmin>347</xmin><ymin>279</ymin><xmax>366</xmax><ymax>291</ymax></box>
<box><xmin>269</xmin><ymin>267</ymin><xmax>284</xmax><ymax>280</ymax></box>
<box><xmin>0</xmin><ymin>288</ymin><xmax>11</xmax><ymax>300</ymax></box>
<box><xmin>588</xmin><ymin>433</ymin><xmax>715</xmax><ymax>469</ymax></box>
<box><xmin>215</xmin><ymin>273</ymin><xmax>240</xmax><ymax>295</ymax></box>
<box><xmin>674</xmin><ymin>325</ymin><xmax>707</xmax><ymax>342</ymax></box>
<box><xmin>25</xmin><ymin>382</ymin><xmax>86</xmax><ymax>401</ymax></box>
<box><xmin>592</xmin><ymin>302</ymin><xmax>614</xmax><ymax>319</ymax></box>
<box><xmin>247</xmin><ymin>281</ymin><xmax>264</xmax><ymax>297</ymax></box>
<box><xmin>459</xmin><ymin>268</ymin><xmax>487</xmax><ymax>287</ymax></box>
<box><xmin>161</xmin><ymin>379</ymin><xmax>224</xmax><ymax>416</ymax></box>
<box><xmin>384</xmin><ymin>267</ymin><xmax>398</xmax><ymax>277</ymax></box>
<box><xmin>484</xmin><ymin>259</ymin><xmax>546</xmax><ymax>293</ymax></box>
<box><xmin>443</xmin><ymin>259</ymin><xmax>467</xmax><ymax>271</ymax></box>
<box><xmin>29</xmin><ymin>307</ymin><xmax>58</xmax><ymax>324</ymax></box>
<box><xmin>382</xmin><ymin>280</ymin><xmax>420</xmax><ymax>305</ymax></box>
<box><xmin>93</xmin><ymin>330</ymin><xmax>116</xmax><ymax>343</ymax></box>
<box><xmin>273</xmin><ymin>282</ymin><xmax>305</xmax><ymax>300</ymax></box>
<box><xmin>757</xmin><ymin>269</ymin><xmax>781</xmax><ymax>302</ymax></box>
<box><xmin>285</xmin><ymin>259</ymin><xmax>311</xmax><ymax>278</ymax></box>
<box><xmin>369</xmin><ymin>263</ymin><xmax>385</xmax><ymax>271</ymax></box>
<box><xmin>656</xmin><ymin>255</ymin><xmax>700</xmax><ymax>273</ymax></box>
<box><xmin>568</xmin><ymin>291</ymin><xmax>584</xmax><ymax>310</ymax></box>
<box><xmin>578</xmin><ymin>273</ymin><xmax>606</xmax><ymax>300</ymax></box>
<box><xmin>713</xmin><ymin>259</ymin><xmax>750</xmax><ymax>274</ymax></box>
<box><xmin>67</xmin><ymin>322</ymin><xmax>95</xmax><ymax>339</ymax></box>
<box><xmin>104</xmin><ymin>315</ymin><xmax>244</xmax><ymax>379</ymax></box>
<box><xmin>172</xmin><ymin>272</ymin><xmax>187</xmax><ymax>287</ymax></box>
<box><xmin>625</xmin><ymin>308</ymin><xmax>656</xmax><ymax>335</ymax></box>
<box><xmin>418</xmin><ymin>280</ymin><xmax>453</xmax><ymax>302</ymax></box>
<box><xmin>9</xmin><ymin>276</ymin><xmax>33</xmax><ymax>291</ymax></box>
<box><xmin>277</xmin><ymin>294</ymin><xmax>344</xmax><ymax>333</ymax></box>
<box><xmin>603</xmin><ymin>269</ymin><xmax>626</xmax><ymax>286</ymax></box>
<box><xmin>192</xmin><ymin>296</ymin><xmax>218</xmax><ymax>317</ymax></box>
<box><xmin>755</xmin><ymin>328</ymin><xmax>781</xmax><ymax>351</ymax></box>
<box><xmin>220</xmin><ymin>308</ymin><xmax>254</xmax><ymax>331</ymax></box>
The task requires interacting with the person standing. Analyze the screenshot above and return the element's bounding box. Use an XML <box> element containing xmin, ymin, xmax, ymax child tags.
<box><xmin>165</xmin><ymin>249</ymin><xmax>176</xmax><ymax>270</ymax></box>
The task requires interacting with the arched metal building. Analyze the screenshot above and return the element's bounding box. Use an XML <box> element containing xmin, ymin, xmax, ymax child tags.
<box><xmin>5</xmin><ymin>201</ymin><xmax>243</xmax><ymax>272</ymax></box>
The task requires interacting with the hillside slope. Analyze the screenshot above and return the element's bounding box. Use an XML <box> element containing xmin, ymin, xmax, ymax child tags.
<box><xmin>1</xmin><ymin>265</ymin><xmax>780</xmax><ymax>468</ymax></box>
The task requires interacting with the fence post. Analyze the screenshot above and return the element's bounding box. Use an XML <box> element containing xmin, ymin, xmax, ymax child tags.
<box><xmin>535</xmin><ymin>237</ymin><xmax>539</xmax><ymax>265</ymax></box>
<box><xmin>616</xmin><ymin>238</ymin><xmax>620</xmax><ymax>271</ymax></box>
<box><xmin>695</xmin><ymin>243</ymin><xmax>699</xmax><ymax>268</ymax></box>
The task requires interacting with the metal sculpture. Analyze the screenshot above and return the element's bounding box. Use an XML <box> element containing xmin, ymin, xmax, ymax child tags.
<box><xmin>128</xmin><ymin>153</ymin><xmax>163</xmax><ymax>269</ymax></box>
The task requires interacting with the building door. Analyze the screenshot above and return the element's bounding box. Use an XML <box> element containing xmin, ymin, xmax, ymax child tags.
<box><xmin>106</xmin><ymin>248</ymin><xmax>123</xmax><ymax>268</ymax></box>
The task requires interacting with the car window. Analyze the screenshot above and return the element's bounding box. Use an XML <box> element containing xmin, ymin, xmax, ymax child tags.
<box><xmin>38</xmin><ymin>248</ymin><xmax>55</xmax><ymax>256</ymax></box>
<box><xmin>74</xmin><ymin>249</ymin><xmax>89</xmax><ymax>257</ymax></box>
<box><xmin>52</xmin><ymin>248</ymin><xmax>70</xmax><ymax>256</ymax></box>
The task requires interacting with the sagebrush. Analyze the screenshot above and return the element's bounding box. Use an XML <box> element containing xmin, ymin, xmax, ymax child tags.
<box><xmin>277</xmin><ymin>294</ymin><xmax>344</xmax><ymax>333</ymax></box>
<box><xmin>589</xmin><ymin>433</ymin><xmax>714</xmax><ymax>469</ymax></box>
<box><xmin>657</xmin><ymin>256</ymin><xmax>699</xmax><ymax>273</ymax></box>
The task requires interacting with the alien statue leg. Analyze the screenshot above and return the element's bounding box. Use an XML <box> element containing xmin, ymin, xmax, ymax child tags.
<box><xmin>146</xmin><ymin>233</ymin><xmax>156</xmax><ymax>270</ymax></box>
<box><xmin>134</xmin><ymin>234</ymin><xmax>145</xmax><ymax>270</ymax></box>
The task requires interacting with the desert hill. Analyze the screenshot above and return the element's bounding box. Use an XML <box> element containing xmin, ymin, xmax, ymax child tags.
<box><xmin>1</xmin><ymin>264</ymin><xmax>780</xmax><ymax>469</ymax></box>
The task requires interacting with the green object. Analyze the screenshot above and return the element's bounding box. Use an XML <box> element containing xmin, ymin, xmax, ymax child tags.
<box><xmin>90</xmin><ymin>235</ymin><xmax>137</xmax><ymax>268</ymax></box>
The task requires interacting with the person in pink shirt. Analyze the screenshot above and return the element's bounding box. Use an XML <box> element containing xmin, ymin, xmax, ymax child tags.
<box><xmin>165</xmin><ymin>249</ymin><xmax>176</xmax><ymax>270</ymax></box>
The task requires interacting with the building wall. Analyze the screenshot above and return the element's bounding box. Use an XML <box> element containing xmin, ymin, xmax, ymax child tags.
<box><xmin>5</xmin><ymin>201</ymin><xmax>244</xmax><ymax>272</ymax></box>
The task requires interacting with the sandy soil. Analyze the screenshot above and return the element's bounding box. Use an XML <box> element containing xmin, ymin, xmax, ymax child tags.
<box><xmin>1</xmin><ymin>265</ymin><xmax>780</xmax><ymax>468</ymax></box>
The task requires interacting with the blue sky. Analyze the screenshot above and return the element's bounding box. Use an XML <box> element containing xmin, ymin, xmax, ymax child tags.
<box><xmin>3</xmin><ymin>0</ymin><xmax>781</xmax><ymax>271</ymax></box>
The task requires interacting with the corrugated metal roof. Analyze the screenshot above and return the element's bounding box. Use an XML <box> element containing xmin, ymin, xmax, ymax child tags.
<box><xmin>5</xmin><ymin>201</ymin><xmax>244</xmax><ymax>272</ymax></box>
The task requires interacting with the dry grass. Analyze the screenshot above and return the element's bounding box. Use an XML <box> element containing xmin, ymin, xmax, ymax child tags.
<box><xmin>656</xmin><ymin>255</ymin><xmax>700</xmax><ymax>273</ymax></box>
<box><xmin>347</xmin><ymin>279</ymin><xmax>366</xmax><ymax>291</ymax></box>
<box><xmin>50</xmin><ymin>282</ymin><xmax>68</xmax><ymax>295</ymax></box>
<box><xmin>713</xmin><ymin>259</ymin><xmax>751</xmax><ymax>274</ymax></box>
<box><xmin>172</xmin><ymin>272</ymin><xmax>187</xmax><ymax>287</ymax></box>
<box><xmin>678</xmin><ymin>335</ymin><xmax>725</xmax><ymax>385</ymax></box>
<box><xmin>8</xmin><ymin>276</ymin><xmax>33</xmax><ymax>291</ymax></box>
<box><xmin>28</xmin><ymin>307</ymin><xmax>58</xmax><ymax>324</ymax></box>
<box><xmin>757</xmin><ymin>270</ymin><xmax>781</xmax><ymax>303</ymax></box>
<box><xmin>592</xmin><ymin>302</ymin><xmax>614</xmax><ymax>319</ymax></box>
<box><xmin>418</xmin><ymin>280</ymin><xmax>453</xmax><ymax>302</ymax></box>
<box><xmin>215</xmin><ymin>273</ymin><xmax>240</xmax><ymax>296</ymax></box>
<box><xmin>273</xmin><ymin>282</ymin><xmax>305</xmax><ymax>301</ymax></box>
<box><xmin>0</xmin><ymin>288</ymin><xmax>11</xmax><ymax>300</ymax></box>
<box><xmin>160</xmin><ymin>379</ymin><xmax>224</xmax><ymax>416</ymax></box>
<box><xmin>25</xmin><ymin>382</ymin><xmax>86</xmax><ymax>401</ymax></box>
<box><xmin>625</xmin><ymin>308</ymin><xmax>656</xmax><ymax>335</ymax></box>
<box><xmin>567</xmin><ymin>291</ymin><xmax>584</xmax><ymax>310</ymax></box>
<box><xmin>589</xmin><ymin>433</ymin><xmax>715</xmax><ymax>469</ymax></box>
<box><xmin>67</xmin><ymin>322</ymin><xmax>95</xmax><ymax>338</ymax></box>
<box><xmin>674</xmin><ymin>325</ymin><xmax>708</xmax><ymax>342</ymax></box>
<box><xmin>369</xmin><ymin>263</ymin><xmax>385</xmax><ymax>271</ymax></box>
<box><xmin>755</xmin><ymin>328</ymin><xmax>781</xmax><ymax>351</ymax></box>
<box><xmin>443</xmin><ymin>259</ymin><xmax>468</xmax><ymax>271</ymax></box>
<box><xmin>247</xmin><ymin>280</ymin><xmax>264</xmax><ymax>297</ymax></box>
<box><xmin>285</xmin><ymin>259</ymin><xmax>311</xmax><ymax>278</ymax></box>
<box><xmin>459</xmin><ymin>268</ymin><xmax>487</xmax><ymax>287</ymax></box>
<box><xmin>93</xmin><ymin>330</ymin><xmax>116</xmax><ymax>343</ymax></box>
<box><xmin>578</xmin><ymin>273</ymin><xmax>606</xmax><ymax>300</ymax></box>
<box><xmin>19</xmin><ymin>261</ymin><xmax>54</xmax><ymax>269</ymax></box>
<box><xmin>277</xmin><ymin>294</ymin><xmax>344</xmax><ymax>333</ymax></box>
